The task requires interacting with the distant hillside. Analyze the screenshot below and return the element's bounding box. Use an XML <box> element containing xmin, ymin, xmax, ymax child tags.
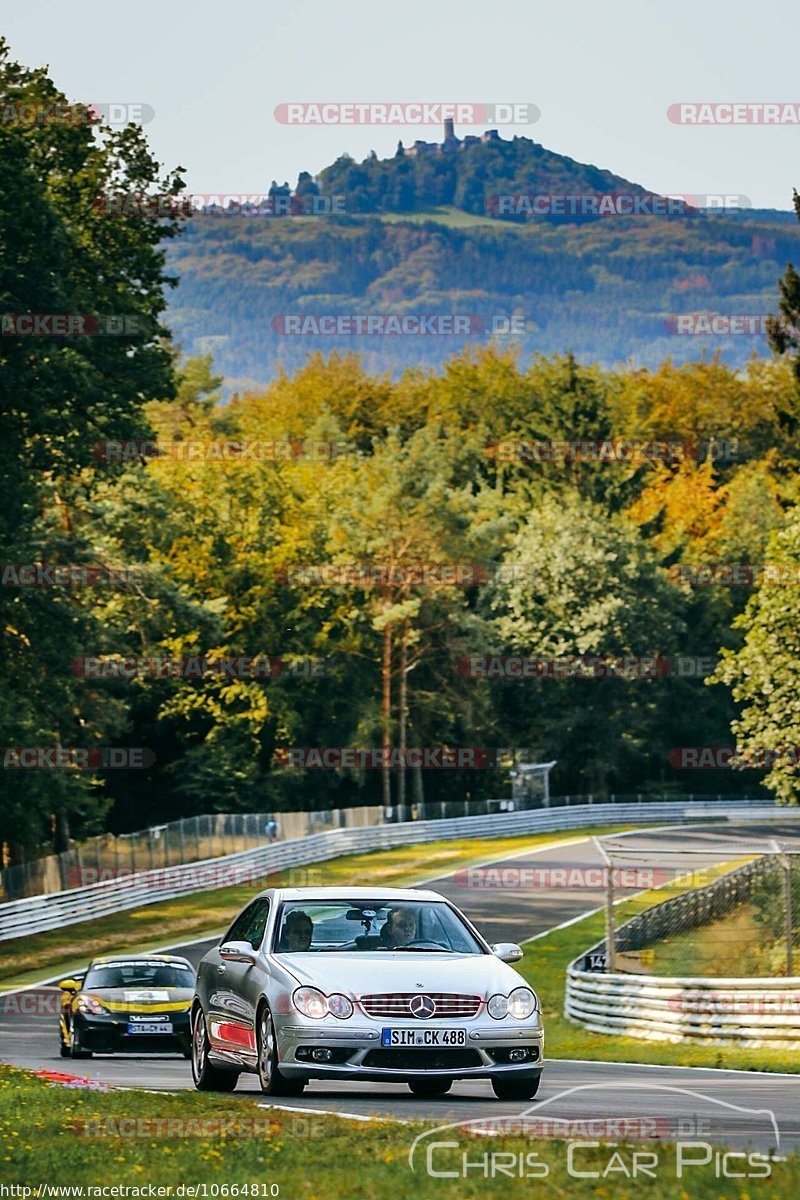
<box><xmin>316</xmin><ymin>129</ymin><xmax>655</xmax><ymax>218</ymax></box>
<box><xmin>164</xmin><ymin>133</ymin><xmax>800</xmax><ymax>390</ymax></box>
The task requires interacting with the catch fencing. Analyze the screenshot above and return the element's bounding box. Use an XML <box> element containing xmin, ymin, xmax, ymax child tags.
<box><xmin>609</xmin><ymin>855</ymin><xmax>779</xmax><ymax>953</ymax></box>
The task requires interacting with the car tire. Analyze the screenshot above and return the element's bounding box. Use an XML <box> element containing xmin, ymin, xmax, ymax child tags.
<box><xmin>256</xmin><ymin>1005</ymin><xmax>305</xmax><ymax>1096</ymax></box>
<box><xmin>408</xmin><ymin>1078</ymin><xmax>452</xmax><ymax>1097</ymax></box>
<box><xmin>70</xmin><ymin>1036</ymin><xmax>92</xmax><ymax>1060</ymax></box>
<box><xmin>59</xmin><ymin>1040</ymin><xmax>71</xmax><ymax>1058</ymax></box>
<box><xmin>191</xmin><ymin>1005</ymin><xmax>239</xmax><ymax>1092</ymax></box>
<box><xmin>491</xmin><ymin>1075</ymin><xmax>541</xmax><ymax>1101</ymax></box>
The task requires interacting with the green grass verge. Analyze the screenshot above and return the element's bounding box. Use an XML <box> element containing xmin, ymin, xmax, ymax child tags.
<box><xmin>0</xmin><ymin>1063</ymin><xmax>794</xmax><ymax>1196</ymax></box>
<box><xmin>0</xmin><ymin>826</ymin><xmax>634</xmax><ymax>989</ymax></box>
<box><xmin>516</xmin><ymin>864</ymin><xmax>800</xmax><ymax>1074</ymax></box>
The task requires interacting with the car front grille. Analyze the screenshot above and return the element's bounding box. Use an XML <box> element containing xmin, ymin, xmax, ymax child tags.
<box><xmin>359</xmin><ymin>993</ymin><xmax>482</xmax><ymax>1019</ymax></box>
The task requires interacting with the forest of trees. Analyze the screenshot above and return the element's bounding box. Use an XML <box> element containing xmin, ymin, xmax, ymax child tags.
<box><xmin>4</xmin><ymin>40</ymin><xmax>800</xmax><ymax>868</ymax></box>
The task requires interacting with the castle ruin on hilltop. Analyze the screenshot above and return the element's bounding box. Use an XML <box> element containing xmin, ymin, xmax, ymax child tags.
<box><xmin>399</xmin><ymin>119</ymin><xmax>501</xmax><ymax>158</ymax></box>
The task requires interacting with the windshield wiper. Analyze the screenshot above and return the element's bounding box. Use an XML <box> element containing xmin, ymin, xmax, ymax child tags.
<box><xmin>382</xmin><ymin>946</ymin><xmax>457</xmax><ymax>953</ymax></box>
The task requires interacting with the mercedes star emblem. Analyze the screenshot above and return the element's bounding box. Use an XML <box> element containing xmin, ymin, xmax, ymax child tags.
<box><xmin>409</xmin><ymin>994</ymin><xmax>436</xmax><ymax>1019</ymax></box>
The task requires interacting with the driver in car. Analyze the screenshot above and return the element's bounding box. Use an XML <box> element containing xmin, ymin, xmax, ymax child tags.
<box><xmin>383</xmin><ymin>907</ymin><xmax>417</xmax><ymax>948</ymax></box>
<box><xmin>281</xmin><ymin>910</ymin><xmax>313</xmax><ymax>951</ymax></box>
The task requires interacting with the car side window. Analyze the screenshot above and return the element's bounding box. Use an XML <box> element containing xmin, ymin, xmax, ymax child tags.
<box><xmin>223</xmin><ymin>898</ymin><xmax>271</xmax><ymax>949</ymax></box>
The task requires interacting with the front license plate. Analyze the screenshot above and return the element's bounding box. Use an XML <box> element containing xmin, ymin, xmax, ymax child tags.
<box><xmin>381</xmin><ymin>1027</ymin><xmax>466</xmax><ymax>1047</ymax></box>
<box><xmin>127</xmin><ymin>1022</ymin><xmax>172</xmax><ymax>1034</ymax></box>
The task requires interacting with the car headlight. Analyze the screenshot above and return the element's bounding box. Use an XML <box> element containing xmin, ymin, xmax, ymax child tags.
<box><xmin>487</xmin><ymin>993</ymin><xmax>508</xmax><ymax>1019</ymax></box>
<box><xmin>326</xmin><ymin>993</ymin><xmax>354</xmax><ymax>1019</ymax></box>
<box><xmin>76</xmin><ymin>995</ymin><xmax>109</xmax><ymax>1016</ymax></box>
<box><xmin>508</xmin><ymin>987</ymin><xmax>537</xmax><ymax>1019</ymax></box>
<box><xmin>293</xmin><ymin>987</ymin><xmax>329</xmax><ymax>1019</ymax></box>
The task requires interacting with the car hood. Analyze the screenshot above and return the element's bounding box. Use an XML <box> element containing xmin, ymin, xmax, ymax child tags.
<box><xmin>274</xmin><ymin>952</ymin><xmax>529</xmax><ymax>998</ymax></box>
<box><xmin>79</xmin><ymin>987</ymin><xmax>194</xmax><ymax>1013</ymax></box>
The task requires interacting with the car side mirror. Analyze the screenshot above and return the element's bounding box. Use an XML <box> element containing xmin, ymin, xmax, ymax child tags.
<box><xmin>57</xmin><ymin>978</ymin><xmax>82</xmax><ymax>991</ymax></box>
<box><xmin>219</xmin><ymin>941</ymin><xmax>258</xmax><ymax>965</ymax></box>
<box><xmin>491</xmin><ymin>942</ymin><xmax>523</xmax><ymax>963</ymax></box>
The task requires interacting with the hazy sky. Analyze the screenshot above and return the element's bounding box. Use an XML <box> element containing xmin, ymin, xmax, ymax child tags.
<box><xmin>4</xmin><ymin>0</ymin><xmax>800</xmax><ymax>209</ymax></box>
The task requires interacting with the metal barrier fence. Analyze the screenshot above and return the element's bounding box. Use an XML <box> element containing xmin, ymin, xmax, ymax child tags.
<box><xmin>0</xmin><ymin>798</ymin><xmax>788</xmax><ymax>943</ymax></box>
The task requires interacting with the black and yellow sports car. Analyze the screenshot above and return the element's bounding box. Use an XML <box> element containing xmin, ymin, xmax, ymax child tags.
<box><xmin>58</xmin><ymin>954</ymin><xmax>196</xmax><ymax>1058</ymax></box>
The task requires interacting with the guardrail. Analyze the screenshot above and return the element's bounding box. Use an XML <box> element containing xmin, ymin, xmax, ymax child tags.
<box><xmin>0</xmin><ymin>798</ymin><xmax>791</xmax><ymax>944</ymax></box>
<box><xmin>566</xmin><ymin>969</ymin><xmax>800</xmax><ymax>1047</ymax></box>
<box><xmin>566</xmin><ymin>850</ymin><xmax>800</xmax><ymax>1047</ymax></box>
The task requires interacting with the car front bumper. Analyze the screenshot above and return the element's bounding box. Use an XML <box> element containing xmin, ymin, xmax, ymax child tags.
<box><xmin>73</xmin><ymin>1011</ymin><xmax>191</xmax><ymax>1054</ymax></box>
<box><xmin>275</xmin><ymin>1018</ymin><xmax>545</xmax><ymax>1081</ymax></box>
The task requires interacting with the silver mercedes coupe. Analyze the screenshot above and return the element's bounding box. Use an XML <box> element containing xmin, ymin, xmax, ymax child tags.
<box><xmin>191</xmin><ymin>886</ymin><xmax>544</xmax><ymax>1099</ymax></box>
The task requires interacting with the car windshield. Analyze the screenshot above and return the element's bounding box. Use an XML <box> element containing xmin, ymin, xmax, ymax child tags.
<box><xmin>83</xmin><ymin>962</ymin><xmax>195</xmax><ymax>989</ymax></box>
<box><xmin>274</xmin><ymin>900</ymin><xmax>484</xmax><ymax>954</ymax></box>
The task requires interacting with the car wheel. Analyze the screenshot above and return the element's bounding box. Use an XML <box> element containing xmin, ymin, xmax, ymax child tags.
<box><xmin>191</xmin><ymin>1005</ymin><xmax>239</xmax><ymax>1092</ymax></box>
<box><xmin>256</xmin><ymin>1005</ymin><xmax>305</xmax><ymax>1096</ymax></box>
<box><xmin>408</xmin><ymin>1078</ymin><xmax>452</xmax><ymax>1097</ymax></box>
<box><xmin>59</xmin><ymin>1040</ymin><xmax>71</xmax><ymax>1058</ymax></box>
<box><xmin>491</xmin><ymin>1075</ymin><xmax>541</xmax><ymax>1101</ymax></box>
